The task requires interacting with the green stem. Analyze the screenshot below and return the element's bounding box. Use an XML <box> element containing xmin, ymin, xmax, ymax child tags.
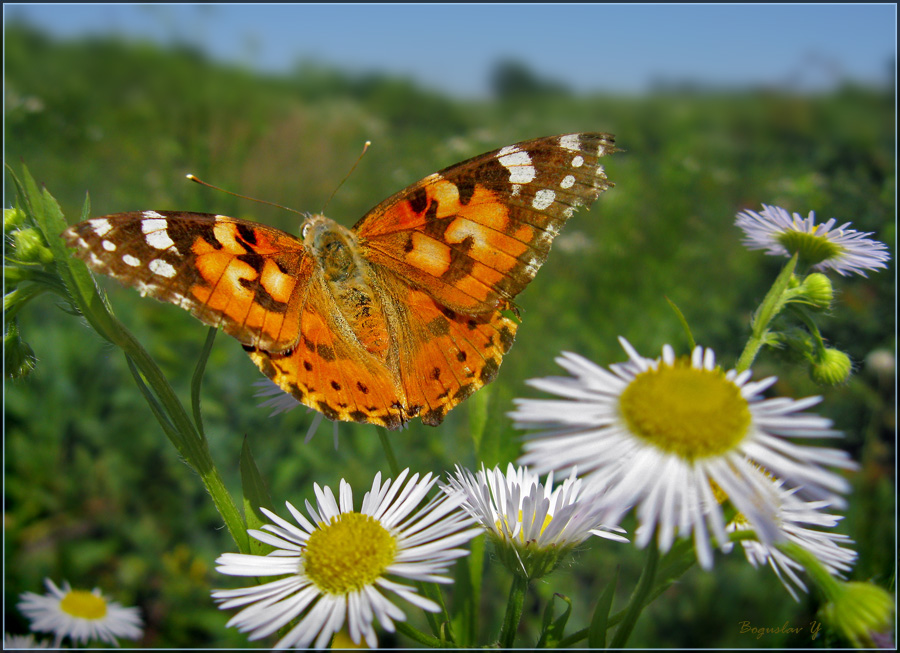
<box><xmin>790</xmin><ymin>306</ymin><xmax>827</xmax><ymax>353</ymax></box>
<box><xmin>3</xmin><ymin>283</ymin><xmax>53</xmax><ymax>323</ymax></box>
<box><xmin>377</xmin><ymin>426</ymin><xmax>401</xmax><ymax>477</ymax></box>
<box><xmin>116</xmin><ymin>326</ymin><xmax>247</xmax><ymax>551</ymax></box>
<box><xmin>735</xmin><ymin>253</ymin><xmax>798</xmax><ymax>372</ymax></box>
<box><xmin>376</xmin><ymin>425</ymin><xmax>451</xmax><ymax>639</ymax></box>
<box><xmin>17</xmin><ymin>168</ymin><xmax>247</xmax><ymax>552</ymax></box>
<box><xmin>395</xmin><ymin>621</ymin><xmax>447</xmax><ymax>647</ymax></box>
<box><xmin>778</xmin><ymin>541</ymin><xmax>843</xmax><ymax>602</ymax></box>
<box><xmin>499</xmin><ymin>574</ymin><xmax>529</xmax><ymax>648</ymax></box>
<box><xmin>610</xmin><ymin>539</ymin><xmax>659</xmax><ymax>648</ymax></box>
<box><xmin>558</xmin><ymin>611</ymin><xmax>626</xmax><ymax>648</ymax></box>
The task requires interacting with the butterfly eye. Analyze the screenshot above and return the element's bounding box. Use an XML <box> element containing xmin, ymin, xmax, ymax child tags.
<box><xmin>301</xmin><ymin>222</ymin><xmax>311</xmax><ymax>239</ymax></box>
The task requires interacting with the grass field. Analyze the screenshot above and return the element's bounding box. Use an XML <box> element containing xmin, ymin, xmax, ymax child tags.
<box><xmin>4</xmin><ymin>23</ymin><xmax>895</xmax><ymax>648</ymax></box>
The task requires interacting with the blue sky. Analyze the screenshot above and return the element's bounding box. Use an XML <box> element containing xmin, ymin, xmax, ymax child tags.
<box><xmin>5</xmin><ymin>4</ymin><xmax>896</xmax><ymax>96</ymax></box>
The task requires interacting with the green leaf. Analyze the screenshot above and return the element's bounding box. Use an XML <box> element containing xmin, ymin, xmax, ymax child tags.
<box><xmin>665</xmin><ymin>296</ymin><xmax>695</xmax><ymax>351</ymax></box>
<box><xmin>536</xmin><ymin>592</ymin><xmax>572</xmax><ymax>648</ymax></box>
<box><xmin>20</xmin><ymin>168</ymin><xmax>101</xmax><ymax>324</ymax></box>
<box><xmin>240</xmin><ymin>436</ymin><xmax>274</xmax><ymax>555</ymax></box>
<box><xmin>588</xmin><ymin>567</ymin><xmax>619</xmax><ymax>648</ymax></box>
<box><xmin>191</xmin><ymin>327</ymin><xmax>218</xmax><ymax>438</ymax></box>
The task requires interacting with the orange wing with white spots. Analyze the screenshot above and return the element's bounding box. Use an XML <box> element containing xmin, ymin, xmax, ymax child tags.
<box><xmin>355</xmin><ymin>133</ymin><xmax>616</xmax><ymax>315</ymax></box>
<box><xmin>62</xmin><ymin>212</ymin><xmax>310</xmax><ymax>352</ymax></box>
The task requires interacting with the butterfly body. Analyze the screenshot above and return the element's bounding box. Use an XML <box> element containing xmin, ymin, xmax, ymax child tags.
<box><xmin>63</xmin><ymin>133</ymin><xmax>616</xmax><ymax>429</ymax></box>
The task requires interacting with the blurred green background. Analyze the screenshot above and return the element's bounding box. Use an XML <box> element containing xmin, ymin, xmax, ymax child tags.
<box><xmin>4</xmin><ymin>7</ymin><xmax>894</xmax><ymax>649</ymax></box>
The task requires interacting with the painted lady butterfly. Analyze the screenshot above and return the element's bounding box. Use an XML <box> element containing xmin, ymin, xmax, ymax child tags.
<box><xmin>63</xmin><ymin>133</ymin><xmax>616</xmax><ymax>429</ymax></box>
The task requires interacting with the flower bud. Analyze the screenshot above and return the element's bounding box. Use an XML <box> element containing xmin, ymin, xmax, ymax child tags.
<box><xmin>4</xmin><ymin>207</ymin><xmax>26</xmax><ymax>234</ymax></box>
<box><xmin>800</xmin><ymin>273</ymin><xmax>833</xmax><ymax>311</ymax></box>
<box><xmin>12</xmin><ymin>228</ymin><xmax>54</xmax><ymax>265</ymax></box>
<box><xmin>819</xmin><ymin>581</ymin><xmax>894</xmax><ymax>648</ymax></box>
<box><xmin>4</xmin><ymin>322</ymin><xmax>36</xmax><ymax>380</ymax></box>
<box><xmin>810</xmin><ymin>348</ymin><xmax>852</xmax><ymax>386</ymax></box>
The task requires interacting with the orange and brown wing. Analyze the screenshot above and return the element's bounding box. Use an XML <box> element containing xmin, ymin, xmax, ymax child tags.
<box><xmin>354</xmin><ymin>133</ymin><xmax>616</xmax><ymax>315</ymax></box>
<box><xmin>243</xmin><ymin>277</ymin><xmax>408</xmax><ymax>430</ymax></box>
<box><xmin>62</xmin><ymin>211</ymin><xmax>308</xmax><ymax>351</ymax></box>
<box><xmin>385</xmin><ymin>282</ymin><xmax>518</xmax><ymax>427</ymax></box>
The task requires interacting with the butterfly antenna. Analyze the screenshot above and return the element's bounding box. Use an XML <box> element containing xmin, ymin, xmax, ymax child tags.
<box><xmin>185</xmin><ymin>174</ymin><xmax>305</xmax><ymax>216</ymax></box>
<box><xmin>322</xmin><ymin>140</ymin><xmax>371</xmax><ymax>214</ymax></box>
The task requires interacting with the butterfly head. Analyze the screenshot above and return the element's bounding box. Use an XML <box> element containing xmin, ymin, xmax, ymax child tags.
<box><xmin>301</xmin><ymin>214</ymin><xmax>360</xmax><ymax>283</ymax></box>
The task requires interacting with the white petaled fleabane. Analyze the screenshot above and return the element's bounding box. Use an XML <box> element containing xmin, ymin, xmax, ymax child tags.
<box><xmin>3</xmin><ymin>633</ymin><xmax>50</xmax><ymax>649</ymax></box>
<box><xmin>441</xmin><ymin>463</ymin><xmax>628</xmax><ymax>580</ymax></box>
<box><xmin>212</xmin><ymin>469</ymin><xmax>480</xmax><ymax>649</ymax></box>
<box><xmin>728</xmin><ymin>477</ymin><xmax>857</xmax><ymax>602</ymax></box>
<box><xmin>17</xmin><ymin>578</ymin><xmax>143</xmax><ymax>648</ymax></box>
<box><xmin>735</xmin><ymin>204</ymin><xmax>890</xmax><ymax>277</ymax></box>
<box><xmin>509</xmin><ymin>338</ymin><xmax>858</xmax><ymax>570</ymax></box>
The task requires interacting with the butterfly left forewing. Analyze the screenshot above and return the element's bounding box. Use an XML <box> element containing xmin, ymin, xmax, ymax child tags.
<box><xmin>354</xmin><ymin>133</ymin><xmax>616</xmax><ymax>316</ymax></box>
<box><xmin>63</xmin><ymin>211</ymin><xmax>309</xmax><ymax>351</ymax></box>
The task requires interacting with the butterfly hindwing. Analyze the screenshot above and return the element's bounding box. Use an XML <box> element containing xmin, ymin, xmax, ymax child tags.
<box><xmin>244</xmin><ymin>277</ymin><xmax>408</xmax><ymax>429</ymax></box>
<box><xmin>390</xmin><ymin>285</ymin><xmax>518</xmax><ymax>426</ymax></box>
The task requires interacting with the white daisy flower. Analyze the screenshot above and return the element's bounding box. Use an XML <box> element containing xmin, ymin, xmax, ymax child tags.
<box><xmin>17</xmin><ymin>578</ymin><xmax>143</xmax><ymax>647</ymax></box>
<box><xmin>443</xmin><ymin>463</ymin><xmax>627</xmax><ymax>580</ymax></box>
<box><xmin>735</xmin><ymin>204</ymin><xmax>890</xmax><ymax>277</ymax></box>
<box><xmin>510</xmin><ymin>339</ymin><xmax>857</xmax><ymax>569</ymax></box>
<box><xmin>729</xmin><ymin>477</ymin><xmax>857</xmax><ymax>601</ymax></box>
<box><xmin>212</xmin><ymin>469</ymin><xmax>480</xmax><ymax>649</ymax></box>
<box><xmin>4</xmin><ymin>633</ymin><xmax>50</xmax><ymax>649</ymax></box>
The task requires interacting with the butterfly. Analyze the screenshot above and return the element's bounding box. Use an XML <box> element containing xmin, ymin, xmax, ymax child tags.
<box><xmin>63</xmin><ymin>133</ymin><xmax>616</xmax><ymax>429</ymax></box>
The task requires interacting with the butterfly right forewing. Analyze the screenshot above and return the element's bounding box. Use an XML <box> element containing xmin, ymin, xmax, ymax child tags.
<box><xmin>354</xmin><ymin>133</ymin><xmax>616</xmax><ymax>316</ymax></box>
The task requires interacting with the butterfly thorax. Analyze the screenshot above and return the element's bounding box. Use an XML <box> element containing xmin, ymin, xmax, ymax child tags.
<box><xmin>302</xmin><ymin>214</ymin><xmax>391</xmax><ymax>359</ymax></box>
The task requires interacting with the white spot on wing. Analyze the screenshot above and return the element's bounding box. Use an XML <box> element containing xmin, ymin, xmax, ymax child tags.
<box><xmin>560</xmin><ymin>175</ymin><xmax>575</xmax><ymax>189</ymax></box>
<box><xmin>525</xmin><ymin>257</ymin><xmax>543</xmax><ymax>277</ymax></box>
<box><xmin>532</xmin><ymin>189</ymin><xmax>556</xmax><ymax>210</ymax></box>
<box><xmin>559</xmin><ymin>134</ymin><xmax>581</xmax><ymax>152</ymax></box>
<box><xmin>142</xmin><ymin>211</ymin><xmax>165</xmax><ymax>220</ymax></box>
<box><xmin>90</xmin><ymin>218</ymin><xmax>113</xmax><ymax>237</ymax></box>
<box><xmin>149</xmin><ymin>259</ymin><xmax>177</xmax><ymax>278</ymax></box>
<box><xmin>135</xmin><ymin>281</ymin><xmax>154</xmax><ymax>297</ymax></box>
<box><xmin>142</xmin><ymin>218</ymin><xmax>176</xmax><ymax>251</ymax></box>
<box><xmin>571</xmin><ymin>155</ymin><xmax>584</xmax><ymax>168</ymax></box>
<box><xmin>497</xmin><ymin>146</ymin><xmax>536</xmax><ymax>184</ymax></box>
<box><xmin>102</xmin><ymin>240</ymin><xmax>116</xmax><ymax>251</ymax></box>
<box><xmin>171</xmin><ymin>293</ymin><xmax>195</xmax><ymax>310</ymax></box>
<box><xmin>122</xmin><ymin>254</ymin><xmax>141</xmax><ymax>267</ymax></box>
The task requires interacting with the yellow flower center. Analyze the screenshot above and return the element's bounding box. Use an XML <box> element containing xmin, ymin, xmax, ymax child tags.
<box><xmin>619</xmin><ymin>359</ymin><xmax>751</xmax><ymax>460</ymax></box>
<box><xmin>59</xmin><ymin>590</ymin><xmax>107</xmax><ymax>620</ymax></box>
<box><xmin>496</xmin><ymin>509</ymin><xmax>553</xmax><ymax>543</ymax></box>
<box><xmin>303</xmin><ymin>513</ymin><xmax>397</xmax><ymax>594</ymax></box>
<box><xmin>777</xmin><ymin>228</ymin><xmax>843</xmax><ymax>266</ymax></box>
